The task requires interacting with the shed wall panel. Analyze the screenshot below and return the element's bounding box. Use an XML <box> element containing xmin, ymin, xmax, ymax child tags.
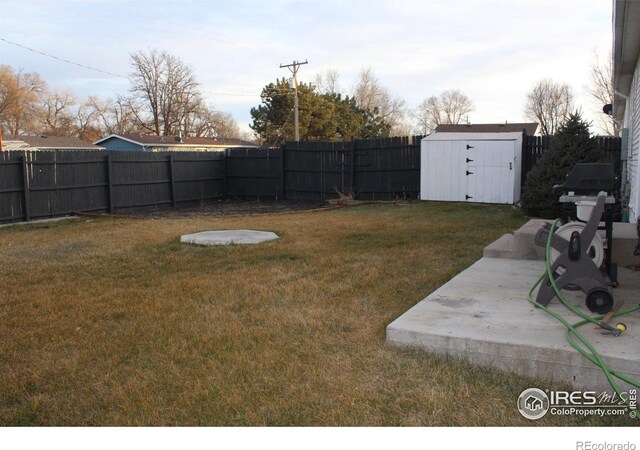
<box><xmin>421</xmin><ymin>133</ymin><xmax>521</xmax><ymax>204</ymax></box>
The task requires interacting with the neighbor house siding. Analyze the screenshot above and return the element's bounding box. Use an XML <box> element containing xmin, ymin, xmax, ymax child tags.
<box><xmin>627</xmin><ymin>57</ymin><xmax>640</xmax><ymax>222</ymax></box>
<box><xmin>99</xmin><ymin>137</ymin><xmax>143</xmax><ymax>152</ymax></box>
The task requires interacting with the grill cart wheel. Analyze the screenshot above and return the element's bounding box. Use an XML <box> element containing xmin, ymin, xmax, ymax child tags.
<box><xmin>585</xmin><ymin>288</ymin><xmax>614</xmax><ymax>314</ymax></box>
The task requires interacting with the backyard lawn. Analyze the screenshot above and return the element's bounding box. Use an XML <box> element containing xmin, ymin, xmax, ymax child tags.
<box><xmin>0</xmin><ymin>202</ymin><xmax>630</xmax><ymax>425</ymax></box>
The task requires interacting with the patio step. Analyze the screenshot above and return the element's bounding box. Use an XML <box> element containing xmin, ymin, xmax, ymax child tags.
<box><xmin>483</xmin><ymin>233</ymin><xmax>515</xmax><ymax>259</ymax></box>
<box><xmin>483</xmin><ymin>220</ymin><xmax>550</xmax><ymax>260</ymax></box>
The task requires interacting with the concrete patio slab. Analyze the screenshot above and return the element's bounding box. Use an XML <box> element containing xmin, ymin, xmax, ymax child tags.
<box><xmin>181</xmin><ymin>230</ymin><xmax>279</xmax><ymax>246</ymax></box>
<box><xmin>386</xmin><ymin>257</ymin><xmax>640</xmax><ymax>392</ymax></box>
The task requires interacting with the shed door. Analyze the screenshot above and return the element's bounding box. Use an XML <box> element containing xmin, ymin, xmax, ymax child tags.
<box><xmin>422</xmin><ymin>139</ymin><xmax>467</xmax><ymax>201</ymax></box>
<box><xmin>465</xmin><ymin>140</ymin><xmax>516</xmax><ymax>203</ymax></box>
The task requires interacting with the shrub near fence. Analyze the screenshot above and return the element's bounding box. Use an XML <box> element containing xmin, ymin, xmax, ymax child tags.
<box><xmin>521</xmin><ymin>135</ymin><xmax>621</xmax><ymax>186</ymax></box>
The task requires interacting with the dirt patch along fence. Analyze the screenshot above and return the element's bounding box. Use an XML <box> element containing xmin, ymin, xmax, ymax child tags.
<box><xmin>0</xmin><ymin>150</ymin><xmax>224</xmax><ymax>222</ymax></box>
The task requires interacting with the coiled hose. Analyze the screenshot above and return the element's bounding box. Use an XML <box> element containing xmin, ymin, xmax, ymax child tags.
<box><xmin>528</xmin><ymin>219</ymin><xmax>639</xmax><ymax>418</ymax></box>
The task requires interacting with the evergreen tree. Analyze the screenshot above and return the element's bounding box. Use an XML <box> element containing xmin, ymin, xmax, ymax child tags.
<box><xmin>521</xmin><ymin>112</ymin><xmax>606</xmax><ymax>218</ymax></box>
<box><xmin>250</xmin><ymin>78</ymin><xmax>390</xmax><ymax>143</ymax></box>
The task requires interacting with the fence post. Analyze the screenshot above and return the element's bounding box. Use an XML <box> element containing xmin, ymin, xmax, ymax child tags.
<box><xmin>349</xmin><ymin>137</ymin><xmax>356</xmax><ymax>194</ymax></box>
<box><xmin>168</xmin><ymin>154</ymin><xmax>177</xmax><ymax>207</ymax></box>
<box><xmin>222</xmin><ymin>149</ymin><xmax>228</xmax><ymax>199</ymax></box>
<box><xmin>280</xmin><ymin>144</ymin><xmax>286</xmax><ymax>201</ymax></box>
<box><xmin>520</xmin><ymin>130</ymin><xmax>528</xmax><ymax>187</ymax></box>
<box><xmin>106</xmin><ymin>153</ymin><xmax>115</xmax><ymax>213</ymax></box>
<box><xmin>21</xmin><ymin>155</ymin><xmax>31</xmax><ymax>221</ymax></box>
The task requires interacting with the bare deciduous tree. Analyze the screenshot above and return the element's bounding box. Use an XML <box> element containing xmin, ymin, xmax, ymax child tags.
<box><xmin>0</xmin><ymin>65</ymin><xmax>46</xmax><ymax>135</ymax></box>
<box><xmin>412</xmin><ymin>96</ymin><xmax>439</xmax><ymax>134</ymax></box>
<box><xmin>41</xmin><ymin>90</ymin><xmax>76</xmax><ymax>136</ymax></box>
<box><xmin>185</xmin><ymin>105</ymin><xmax>240</xmax><ymax>139</ymax></box>
<box><xmin>89</xmin><ymin>95</ymin><xmax>140</xmax><ymax>136</ymax></box>
<box><xmin>0</xmin><ymin>60</ymin><xmax>240</xmax><ymax>143</ymax></box>
<box><xmin>129</xmin><ymin>50</ymin><xmax>163</xmax><ymax>135</ymax></box>
<box><xmin>129</xmin><ymin>49</ymin><xmax>202</xmax><ymax>136</ymax></box>
<box><xmin>525</xmin><ymin>79</ymin><xmax>574</xmax><ymax>136</ymax></box>
<box><xmin>353</xmin><ymin>68</ymin><xmax>407</xmax><ymax>135</ymax></box>
<box><xmin>412</xmin><ymin>89</ymin><xmax>474</xmax><ymax>134</ymax></box>
<box><xmin>313</xmin><ymin>69</ymin><xmax>341</xmax><ymax>95</ymax></box>
<box><xmin>74</xmin><ymin>99</ymin><xmax>102</xmax><ymax>142</ymax></box>
<box><xmin>586</xmin><ymin>51</ymin><xmax>619</xmax><ymax>136</ymax></box>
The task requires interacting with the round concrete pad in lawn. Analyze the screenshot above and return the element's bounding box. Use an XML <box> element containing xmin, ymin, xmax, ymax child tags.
<box><xmin>180</xmin><ymin>230</ymin><xmax>279</xmax><ymax>246</ymax></box>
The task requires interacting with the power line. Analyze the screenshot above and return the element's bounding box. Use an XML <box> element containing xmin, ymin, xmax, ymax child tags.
<box><xmin>0</xmin><ymin>36</ymin><xmax>129</xmax><ymax>79</ymax></box>
<box><xmin>0</xmin><ymin>36</ymin><xmax>302</xmax><ymax>100</ymax></box>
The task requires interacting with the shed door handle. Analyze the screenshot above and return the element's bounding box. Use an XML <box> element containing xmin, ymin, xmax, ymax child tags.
<box><xmin>466</xmin><ymin>170</ymin><xmax>474</xmax><ymax>176</ymax></box>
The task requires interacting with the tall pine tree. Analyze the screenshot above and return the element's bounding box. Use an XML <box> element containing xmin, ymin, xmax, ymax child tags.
<box><xmin>249</xmin><ymin>78</ymin><xmax>390</xmax><ymax>144</ymax></box>
<box><xmin>521</xmin><ymin>112</ymin><xmax>606</xmax><ymax>218</ymax></box>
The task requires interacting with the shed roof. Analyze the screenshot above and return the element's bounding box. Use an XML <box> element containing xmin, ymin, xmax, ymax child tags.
<box><xmin>423</xmin><ymin>132</ymin><xmax>524</xmax><ymax>141</ymax></box>
<box><xmin>434</xmin><ymin>123</ymin><xmax>538</xmax><ymax>135</ymax></box>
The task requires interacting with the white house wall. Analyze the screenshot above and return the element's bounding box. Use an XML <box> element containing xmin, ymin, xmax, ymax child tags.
<box><xmin>626</xmin><ymin>56</ymin><xmax>640</xmax><ymax>223</ymax></box>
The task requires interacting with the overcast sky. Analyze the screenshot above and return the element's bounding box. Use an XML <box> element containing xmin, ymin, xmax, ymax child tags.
<box><xmin>0</xmin><ymin>0</ymin><xmax>613</xmax><ymax>135</ymax></box>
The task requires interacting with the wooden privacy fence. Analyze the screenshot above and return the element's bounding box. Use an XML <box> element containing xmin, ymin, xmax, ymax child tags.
<box><xmin>0</xmin><ymin>134</ymin><xmax>623</xmax><ymax>223</ymax></box>
<box><xmin>284</xmin><ymin>136</ymin><xmax>421</xmax><ymax>200</ymax></box>
<box><xmin>225</xmin><ymin>147</ymin><xmax>283</xmax><ymax>200</ymax></box>
<box><xmin>0</xmin><ymin>150</ymin><xmax>223</xmax><ymax>222</ymax></box>
<box><xmin>224</xmin><ymin>136</ymin><xmax>423</xmax><ymax>202</ymax></box>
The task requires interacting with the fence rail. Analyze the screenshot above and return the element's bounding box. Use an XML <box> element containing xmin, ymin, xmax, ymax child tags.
<box><xmin>0</xmin><ymin>150</ymin><xmax>224</xmax><ymax>222</ymax></box>
<box><xmin>0</xmin><ymin>134</ymin><xmax>622</xmax><ymax>223</ymax></box>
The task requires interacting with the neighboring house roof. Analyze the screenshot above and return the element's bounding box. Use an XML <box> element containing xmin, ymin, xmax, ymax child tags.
<box><xmin>613</xmin><ymin>0</ymin><xmax>640</xmax><ymax>120</ymax></box>
<box><xmin>2</xmin><ymin>134</ymin><xmax>104</xmax><ymax>150</ymax></box>
<box><xmin>434</xmin><ymin>123</ymin><xmax>538</xmax><ymax>135</ymax></box>
<box><xmin>94</xmin><ymin>134</ymin><xmax>256</xmax><ymax>148</ymax></box>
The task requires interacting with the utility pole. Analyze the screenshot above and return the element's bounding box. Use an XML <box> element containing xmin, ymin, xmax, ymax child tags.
<box><xmin>279</xmin><ymin>59</ymin><xmax>308</xmax><ymax>142</ymax></box>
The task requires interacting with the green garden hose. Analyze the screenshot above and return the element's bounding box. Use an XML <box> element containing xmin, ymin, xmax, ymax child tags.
<box><xmin>528</xmin><ymin>219</ymin><xmax>640</xmax><ymax>418</ymax></box>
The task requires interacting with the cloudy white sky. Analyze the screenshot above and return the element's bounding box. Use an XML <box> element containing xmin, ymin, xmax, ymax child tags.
<box><xmin>0</xmin><ymin>0</ymin><xmax>614</xmax><ymax>135</ymax></box>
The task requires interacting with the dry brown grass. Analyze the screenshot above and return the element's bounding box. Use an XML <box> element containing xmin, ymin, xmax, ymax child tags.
<box><xmin>0</xmin><ymin>202</ymin><xmax>631</xmax><ymax>425</ymax></box>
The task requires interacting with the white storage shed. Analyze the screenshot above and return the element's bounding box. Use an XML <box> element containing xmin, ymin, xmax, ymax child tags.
<box><xmin>420</xmin><ymin>132</ymin><xmax>524</xmax><ymax>204</ymax></box>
